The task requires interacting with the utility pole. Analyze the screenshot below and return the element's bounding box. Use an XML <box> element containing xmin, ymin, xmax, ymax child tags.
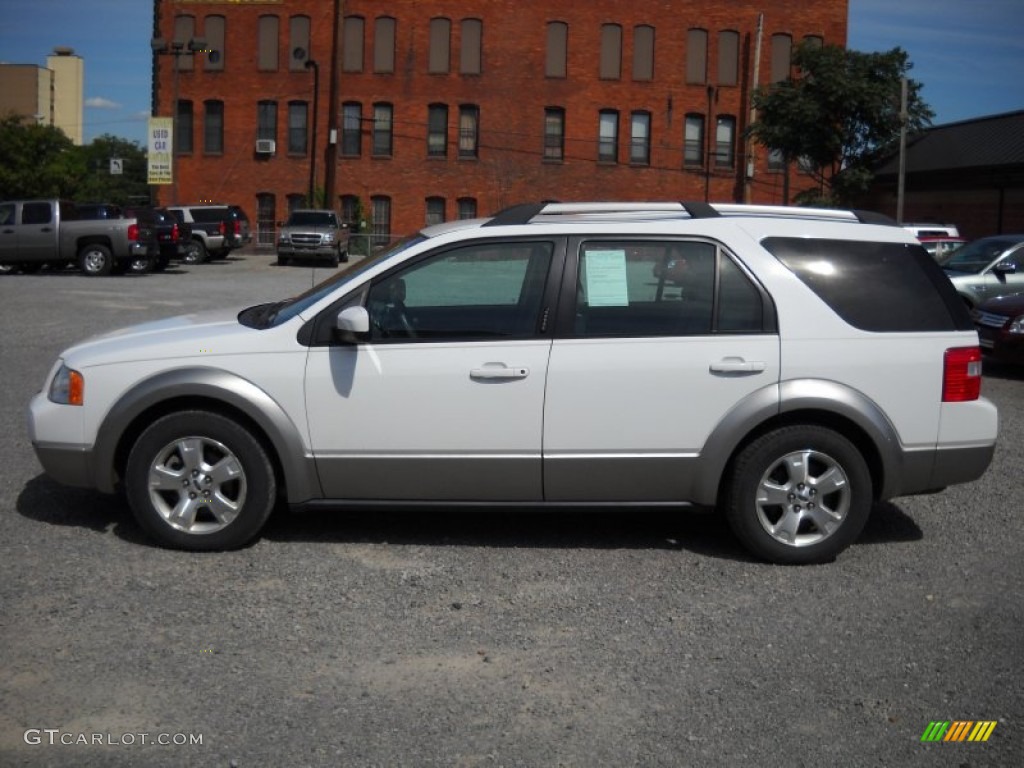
<box><xmin>896</xmin><ymin>77</ymin><xmax>908</xmax><ymax>224</ymax></box>
<box><xmin>743</xmin><ymin>13</ymin><xmax>764</xmax><ymax>203</ymax></box>
<box><xmin>323</xmin><ymin>0</ymin><xmax>342</xmax><ymax>208</ymax></box>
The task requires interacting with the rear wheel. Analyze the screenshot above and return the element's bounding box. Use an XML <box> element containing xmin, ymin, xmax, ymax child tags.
<box><xmin>182</xmin><ymin>239</ymin><xmax>207</xmax><ymax>265</ymax></box>
<box><xmin>79</xmin><ymin>244</ymin><xmax>113</xmax><ymax>276</ymax></box>
<box><xmin>125</xmin><ymin>410</ymin><xmax>277</xmax><ymax>551</ymax></box>
<box><xmin>723</xmin><ymin>425</ymin><xmax>872</xmax><ymax>564</ymax></box>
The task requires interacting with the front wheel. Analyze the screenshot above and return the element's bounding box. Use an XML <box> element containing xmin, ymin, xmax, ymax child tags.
<box><xmin>79</xmin><ymin>244</ymin><xmax>113</xmax><ymax>276</ymax></box>
<box><xmin>125</xmin><ymin>411</ymin><xmax>277</xmax><ymax>550</ymax></box>
<box><xmin>723</xmin><ymin>426</ymin><xmax>872</xmax><ymax>565</ymax></box>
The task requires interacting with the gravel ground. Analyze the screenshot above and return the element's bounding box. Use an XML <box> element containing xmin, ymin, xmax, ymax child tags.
<box><xmin>1</xmin><ymin>251</ymin><xmax>1021</xmax><ymax>767</ymax></box>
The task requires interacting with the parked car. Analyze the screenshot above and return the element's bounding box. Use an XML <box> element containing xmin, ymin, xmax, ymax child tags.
<box><xmin>28</xmin><ymin>201</ymin><xmax>997</xmax><ymax>564</ymax></box>
<box><xmin>277</xmin><ymin>209</ymin><xmax>350</xmax><ymax>267</ymax></box>
<box><xmin>903</xmin><ymin>222</ymin><xmax>960</xmax><ymax>238</ymax></box>
<box><xmin>0</xmin><ymin>199</ymin><xmax>158</xmax><ymax>276</ymax></box>
<box><xmin>166</xmin><ymin>204</ymin><xmax>250</xmax><ymax>263</ymax></box>
<box><xmin>918</xmin><ymin>235</ymin><xmax>966</xmax><ymax>265</ymax></box>
<box><xmin>943</xmin><ymin>234</ymin><xmax>1024</xmax><ymax>307</ymax></box>
<box><xmin>123</xmin><ymin>206</ymin><xmax>194</xmax><ymax>271</ymax></box>
<box><xmin>972</xmin><ymin>293</ymin><xmax>1024</xmax><ymax>364</ymax></box>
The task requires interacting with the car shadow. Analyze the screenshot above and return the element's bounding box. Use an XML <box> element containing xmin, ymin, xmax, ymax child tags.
<box><xmin>16</xmin><ymin>474</ymin><xmax>150</xmax><ymax>545</ymax></box>
<box><xmin>17</xmin><ymin>474</ymin><xmax>922</xmax><ymax>559</ymax></box>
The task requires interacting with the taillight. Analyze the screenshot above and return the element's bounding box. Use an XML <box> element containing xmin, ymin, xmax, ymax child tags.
<box><xmin>233</xmin><ymin>219</ymin><xmax>241</xmax><ymax>236</ymax></box>
<box><xmin>127</xmin><ymin>223</ymin><xmax>139</xmax><ymax>242</ymax></box>
<box><xmin>943</xmin><ymin>346</ymin><xmax>982</xmax><ymax>402</ymax></box>
<box><xmin>171</xmin><ymin>223</ymin><xmax>179</xmax><ymax>242</ymax></box>
<box><xmin>218</xmin><ymin>221</ymin><xmax>226</xmax><ymax>236</ymax></box>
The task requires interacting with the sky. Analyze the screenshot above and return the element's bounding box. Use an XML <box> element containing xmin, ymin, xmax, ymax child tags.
<box><xmin>0</xmin><ymin>0</ymin><xmax>1022</xmax><ymax>146</ymax></box>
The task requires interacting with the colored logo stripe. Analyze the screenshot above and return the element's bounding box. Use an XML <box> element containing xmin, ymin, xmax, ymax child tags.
<box><xmin>921</xmin><ymin>721</ymin><xmax>997</xmax><ymax>742</ymax></box>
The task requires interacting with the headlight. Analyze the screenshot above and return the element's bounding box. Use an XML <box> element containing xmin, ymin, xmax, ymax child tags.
<box><xmin>49</xmin><ymin>363</ymin><xmax>84</xmax><ymax>406</ymax></box>
<box><xmin>323</xmin><ymin>233</ymin><xmax>335</xmax><ymax>244</ymax></box>
<box><xmin>1009</xmin><ymin>315</ymin><xmax>1024</xmax><ymax>334</ymax></box>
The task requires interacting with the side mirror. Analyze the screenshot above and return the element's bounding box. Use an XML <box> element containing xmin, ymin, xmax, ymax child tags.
<box><xmin>335</xmin><ymin>305</ymin><xmax>369</xmax><ymax>343</ymax></box>
<box><xmin>992</xmin><ymin>262</ymin><xmax>1017</xmax><ymax>280</ymax></box>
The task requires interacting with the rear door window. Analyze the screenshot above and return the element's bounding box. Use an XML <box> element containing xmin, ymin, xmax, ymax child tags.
<box><xmin>763</xmin><ymin>237</ymin><xmax>972</xmax><ymax>332</ymax></box>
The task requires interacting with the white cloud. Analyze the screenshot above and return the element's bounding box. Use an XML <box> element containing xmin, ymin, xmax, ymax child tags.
<box><xmin>85</xmin><ymin>97</ymin><xmax>121</xmax><ymax>110</ymax></box>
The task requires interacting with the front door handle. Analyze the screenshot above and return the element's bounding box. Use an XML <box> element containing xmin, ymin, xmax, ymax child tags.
<box><xmin>470</xmin><ymin>364</ymin><xmax>530</xmax><ymax>380</ymax></box>
<box><xmin>710</xmin><ymin>357</ymin><xmax>767</xmax><ymax>374</ymax></box>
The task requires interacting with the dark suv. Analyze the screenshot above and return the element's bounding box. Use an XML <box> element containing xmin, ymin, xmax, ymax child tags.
<box><xmin>167</xmin><ymin>204</ymin><xmax>251</xmax><ymax>263</ymax></box>
<box><xmin>124</xmin><ymin>206</ymin><xmax>194</xmax><ymax>270</ymax></box>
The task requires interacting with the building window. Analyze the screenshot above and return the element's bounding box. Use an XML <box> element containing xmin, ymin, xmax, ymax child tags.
<box><xmin>340</xmin><ymin>195</ymin><xmax>359</xmax><ymax>228</ymax></box>
<box><xmin>373</xmin><ymin>103</ymin><xmax>393</xmax><ymax>156</ymax></box>
<box><xmin>803</xmin><ymin>35</ymin><xmax>824</xmax><ymax>49</ymax></box>
<box><xmin>204</xmin><ymin>100</ymin><xmax>223</xmax><ymax>154</ymax></box>
<box><xmin>342</xmin><ymin>103</ymin><xmax>361</xmax><ymax>156</ymax></box>
<box><xmin>461</xmin><ymin>19</ymin><xmax>482</xmax><ymax>74</ymax></box>
<box><xmin>257</xmin><ymin>15</ymin><xmax>279</xmax><ymax>71</ymax></box>
<box><xmin>715</xmin><ymin>115</ymin><xmax>736</xmax><ymax>168</ymax></box>
<box><xmin>718</xmin><ymin>30</ymin><xmax>739</xmax><ymax>86</ymax></box>
<box><xmin>289</xmin><ymin>15</ymin><xmax>311</xmax><ymax>70</ymax></box>
<box><xmin>633</xmin><ymin>25</ymin><xmax>654</xmax><ymax>81</ymax></box>
<box><xmin>204</xmin><ymin>16</ymin><xmax>225</xmax><ymax>71</ymax></box>
<box><xmin>546</xmin><ymin>22</ymin><xmax>567</xmax><ymax>78</ymax></box>
<box><xmin>767</xmin><ymin>147</ymin><xmax>785</xmax><ymax>171</ymax></box>
<box><xmin>426</xmin><ymin>197</ymin><xmax>446</xmax><ymax>226</ymax></box>
<box><xmin>256</xmin><ymin>192</ymin><xmax>276</xmax><ymax>246</ymax></box>
<box><xmin>686</xmin><ymin>28</ymin><xmax>707</xmax><ymax>84</ymax></box>
<box><xmin>598</xmin><ymin>110</ymin><xmax>618</xmax><ymax>162</ymax></box>
<box><xmin>544</xmin><ymin>108</ymin><xmax>565</xmax><ymax>162</ymax></box>
<box><xmin>371</xmin><ymin>195</ymin><xmax>391</xmax><ymax>246</ymax></box>
<box><xmin>374</xmin><ymin>17</ymin><xmax>395</xmax><ymax>73</ymax></box>
<box><xmin>286</xmin><ymin>193</ymin><xmax>304</xmax><ymax>214</ymax></box>
<box><xmin>176</xmin><ymin>100</ymin><xmax>193</xmax><ymax>154</ymax></box>
<box><xmin>459</xmin><ymin>105</ymin><xmax>479</xmax><ymax>158</ymax></box>
<box><xmin>343</xmin><ymin>16</ymin><xmax>364</xmax><ymax>72</ymax></box>
<box><xmin>684</xmin><ymin>113</ymin><xmax>704</xmax><ymax>167</ymax></box>
<box><xmin>630</xmin><ymin>111</ymin><xmax>650</xmax><ymax>166</ymax></box>
<box><xmin>174</xmin><ymin>15</ymin><xmax>196</xmax><ymax>71</ymax></box>
<box><xmin>257</xmin><ymin>100</ymin><xmax>277</xmax><ymax>143</ymax></box>
<box><xmin>429</xmin><ymin>18</ymin><xmax>451</xmax><ymax>74</ymax></box>
<box><xmin>771</xmin><ymin>34</ymin><xmax>792</xmax><ymax>83</ymax></box>
<box><xmin>600</xmin><ymin>24</ymin><xmax>622</xmax><ymax>80</ymax></box>
<box><xmin>288</xmin><ymin>101</ymin><xmax>307</xmax><ymax>154</ymax></box>
<box><xmin>457</xmin><ymin>197</ymin><xmax>477</xmax><ymax>219</ymax></box>
<box><xmin>427</xmin><ymin>104</ymin><xmax>448</xmax><ymax>157</ymax></box>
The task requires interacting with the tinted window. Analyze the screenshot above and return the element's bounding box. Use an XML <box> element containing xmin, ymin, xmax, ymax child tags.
<box><xmin>190</xmin><ymin>207</ymin><xmax>229</xmax><ymax>223</ymax></box>
<box><xmin>574</xmin><ymin>240</ymin><xmax>769</xmax><ymax>337</ymax></box>
<box><xmin>0</xmin><ymin>203</ymin><xmax>14</xmax><ymax>225</ymax></box>
<box><xmin>367</xmin><ymin>241</ymin><xmax>554</xmax><ymax>340</ymax></box>
<box><xmin>22</xmin><ymin>202</ymin><xmax>52</xmax><ymax>225</ymax></box>
<box><xmin>763</xmin><ymin>237</ymin><xmax>971</xmax><ymax>332</ymax></box>
<box><xmin>944</xmin><ymin>237</ymin><xmax>1024</xmax><ymax>274</ymax></box>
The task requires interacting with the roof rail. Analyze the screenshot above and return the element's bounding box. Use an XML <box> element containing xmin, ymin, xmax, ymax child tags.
<box><xmin>484</xmin><ymin>201</ymin><xmax>893</xmax><ymax>226</ymax></box>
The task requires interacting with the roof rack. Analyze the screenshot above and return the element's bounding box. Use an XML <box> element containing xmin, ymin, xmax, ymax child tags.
<box><xmin>484</xmin><ymin>201</ymin><xmax>894</xmax><ymax>227</ymax></box>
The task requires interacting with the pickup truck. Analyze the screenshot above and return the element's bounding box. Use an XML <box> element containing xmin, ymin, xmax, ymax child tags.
<box><xmin>276</xmin><ymin>208</ymin><xmax>350</xmax><ymax>267</ymax></box>
<box><xmin>0</xmin><ymin>199</ymin><xmax>158</xmax><ymax>276</ymax></box>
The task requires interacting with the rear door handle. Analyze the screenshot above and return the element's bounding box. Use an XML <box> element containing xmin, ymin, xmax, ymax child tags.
<box><xmin>710</xmin><ymin>357</ymin><xmax>767</xmax><ymax>374</ymax></box>
<box><xmin>470</xmin><ymin>364</ymin><xmax>530</xmax><ymax>380</ymax></box>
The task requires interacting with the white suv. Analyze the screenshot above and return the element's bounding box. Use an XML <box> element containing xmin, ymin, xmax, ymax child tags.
<box><xmin>28</xmin><ymin>202</ymin><xmax>998</xmax><ymax>564</ymax></box>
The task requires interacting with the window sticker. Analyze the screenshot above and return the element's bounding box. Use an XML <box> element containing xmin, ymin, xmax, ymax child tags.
<box><xmin>585</xmin><ymin>249</ymin><xmax>629</xmax><ymax>307</ymax></box>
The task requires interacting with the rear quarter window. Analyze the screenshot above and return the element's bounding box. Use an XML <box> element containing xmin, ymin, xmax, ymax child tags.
<box><xmin>762</xmin><ymin>237</ymin><xmax>972</xmax><ymax>332</ymax></box>
<box><xmin>190</xmin><ymin>208</ymin><xmax>229</xmax><ymax>223</ymax></box>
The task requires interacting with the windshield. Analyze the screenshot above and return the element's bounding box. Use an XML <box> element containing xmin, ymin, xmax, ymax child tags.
<box><xmin>287</xmin><ymin>211</ymin><xmax>337</xmax><ymax>227</ymax></box>
<box><xmin>240</xmin><ymin>234</ymin><xmax>427</xmax><ymax>329</ymax></box>
<box><xmin>944</xmin><ymin>238</ymin><xmax>1023</xmax><ymax>274</ymax></box>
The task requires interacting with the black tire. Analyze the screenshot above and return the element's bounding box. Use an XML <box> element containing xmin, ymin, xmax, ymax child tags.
<box><xmin>19</xmin><ymin>262</ymin><xmax>43</xmax><ymax>274</ymax></box>
<box><xmin>339</xmin><ymin>248</ymin><xmax>349</xmax><ymax>263</ymax></box>
<box><xmin>182</xmin><ymin>239</ymin><xmax>207</xmax><ymax>265</ymax></box>
<box><xmin>79</xmin><ymin>244</ymin><xmax>114</xmax><ymax>276</ymax></box>
<box><xmin>329</xmin><ymin>251</ymin><xmax>340</xmax><ymax>268</ymax></box>
<box><xmin>128</xmin><ymin>254</ymin><xmax>155</xmax><ymax>275</ymax></box>
<box><xmin>276</xmin><ymin>254</ymin><xmax>290</xmax><ymax>266</ymax></box>
<box><xmin>125</xmin><ymin>410</ymin><xmax>277</xmax><ymax>551</ymax></box>
<box><xmin>722</xmin><ymin>425</ymin><xmax>872</xmax><ymax>565</ymax></box>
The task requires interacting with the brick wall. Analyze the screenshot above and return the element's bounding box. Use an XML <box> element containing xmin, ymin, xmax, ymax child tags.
<box><xmin>155</xmin><ymin>0</ymin><xmax>848</xmax><ymax>240</ymax></box>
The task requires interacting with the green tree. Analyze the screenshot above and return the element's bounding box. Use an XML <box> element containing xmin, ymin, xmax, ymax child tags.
<box><xmin>0</xmin><ymin>114</ymin><xmax>86</xmax><ymax>199</ymax></box>
<box><xmin>74</xmin><ymin>134</ymin><xmax>150</xmax><ymax>205</ymax></box>
<box><xmin>749</xmin><ymin>43</ymin><xmax>933</xmax><ymax>206</ymax></box>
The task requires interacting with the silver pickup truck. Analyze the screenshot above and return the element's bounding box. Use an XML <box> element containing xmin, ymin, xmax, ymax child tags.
<box><xmin>276</xmin><ymin>209</ymin><xmax>350</xmax><ymax>268</ymax></box>
<box><xmin>0</xmin><ymin>199</ymin><xmax>158</xmax><ymax>276</ymax></box>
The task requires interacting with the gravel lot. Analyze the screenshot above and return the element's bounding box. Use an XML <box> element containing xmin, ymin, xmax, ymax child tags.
<box><xmin>1</xmin><ymin>251</ymin><xmax>1022</xmax><ymax>767</ymax></box>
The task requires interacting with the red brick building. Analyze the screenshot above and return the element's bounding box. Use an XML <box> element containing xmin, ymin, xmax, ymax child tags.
<box><xmin>153</xmin><ymin>0</ymin><xmax>848</xmax><ymax>245</ymax></box>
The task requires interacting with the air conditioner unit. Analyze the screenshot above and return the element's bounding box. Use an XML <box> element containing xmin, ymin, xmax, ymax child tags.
<box><xmin>255</xmin><ymin>139</ymin><xmax>276</xmax><ymax>155</ymax></box>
